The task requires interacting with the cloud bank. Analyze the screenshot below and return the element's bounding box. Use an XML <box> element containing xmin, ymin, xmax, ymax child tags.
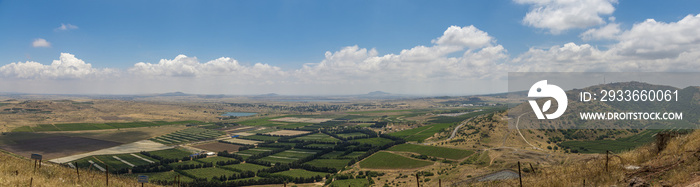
<box><xmin>2</xmin><ymin>11</ymin><xmax>700</xmax><ymax>95</ymax></box>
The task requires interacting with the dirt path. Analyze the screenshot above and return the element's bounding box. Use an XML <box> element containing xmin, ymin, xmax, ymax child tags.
<box><xmin>448</xmin><ymin>118</ymin><xmax>473</xmax><ymax>140</ymax></box>
<box><xmin>516</xmin><ymin>112</ymin><xmax>542</xmax><ymax>151</ymax></box>
<box><xmin>49</xmin><ymin>140</ymin><xmax>173</xmax><ymax>163</ymax></box>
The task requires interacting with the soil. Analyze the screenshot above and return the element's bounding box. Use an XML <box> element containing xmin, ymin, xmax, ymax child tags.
<box><xmin>0</xmin><ymin>133</ymin><xmax>120</xmax><ymax>160</ymax></box>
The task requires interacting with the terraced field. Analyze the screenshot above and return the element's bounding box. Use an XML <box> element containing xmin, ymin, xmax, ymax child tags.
<box><xmin>149</xmin><ymin>128</ymin><xmax>225</xmax><ymax>145</ymax></box>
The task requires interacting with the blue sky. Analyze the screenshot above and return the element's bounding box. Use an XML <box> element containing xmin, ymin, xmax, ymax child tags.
<box><xmin>1</xmin><ymin>0</ymin><xmax>700</xmax><ymax>95</ymax></box>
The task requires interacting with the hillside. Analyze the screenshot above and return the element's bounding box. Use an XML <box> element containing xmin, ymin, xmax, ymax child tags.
<box><xmin>0</xmin><ymin>151</ymin><xmax>154</xmax><ymax>187</ymax></box>
<box><xmin>509</xmin><ymin>82</ymin><xmax>700</xmax><ymax>129</ymax></box>
<box><xmin>472</xmin><ymin>129</ymin><xmax>700</xmax><ymax>186</ymax></box>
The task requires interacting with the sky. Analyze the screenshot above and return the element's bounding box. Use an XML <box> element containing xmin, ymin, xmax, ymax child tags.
<box><xmin>1</xmin><ymin>0</ymin><xmax>700</xmax><ymax>95</ymax></box>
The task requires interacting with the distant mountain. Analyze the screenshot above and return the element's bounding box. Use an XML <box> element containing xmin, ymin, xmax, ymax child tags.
<box><xmin>366</xmin><ymin>91</ymin><xmax>391</xmax><ymax>96</ymax></box>
<box><xmin>259</xmin><ymin>93</ymin><xmax>279</xmax><ymax>97</ymax></box>
<box><xmin>157</xmin><ymin>92</ymin><xmax>189</xmax><ymax>97</ymax></box>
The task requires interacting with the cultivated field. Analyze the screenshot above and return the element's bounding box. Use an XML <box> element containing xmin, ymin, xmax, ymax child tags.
<box><xmin>290</xmin><ymin>133</ymin><xmax>341</xmax><ymax>143</ymax></box>
<box><xmin>388</xmin><ymin>144</ymin><xmax>474</xmax><ymax>160</ymax></box>
<box><xmin>221</xmin><ymin>138</ymin><xmax>263</xmax><ymax>145</ymax></box>
<box><xmin>192</xmin><ymin>142</ymin><xmax>243</xmax><ymax>152</ymax></box>
<box><xmin>270</xmin><ymin>117</ymin><xmax>332</xmax><ymax>123</ymax></box>
<box><xmin>359</xmin><ymin>151</ymin><xmax>433</xmax><ymax>169</ymax></box>
<box><xmin>0</xmin><ymin>133</ymin><xmax>121</xmax><ymax>160</ymax></box>
<box><xmin>264</xmin><ymin>129</ymin><xmax>312</xmax><ymax>136</ymax></box>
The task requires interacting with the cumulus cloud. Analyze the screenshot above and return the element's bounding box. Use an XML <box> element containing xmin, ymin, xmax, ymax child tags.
<box><xmin>295</xmin><ymin>25</ymin><xmax>506</xmax><ymax>87</ymax></box>
<box><xmin>32</xmin><ymin>38</ymin><xmax>51</xmax><ymax>47</ymax></box>
<box><xmin>515</xmin><ymin>14</ymin><xmax>700</xmax><ymax>72</ymax></box>
<box><xmin>580</xmin><ymin>23</ymin><xmax>620</xmax><ymax>40</ymax></box>
<box><xmin>55</xmin><ymin>23</ymin><xmax>79</xmax><ymax>31</ymax></box>
<box><xmin>613</xmin><ymin>14</ymin><xmax>700</xmax><ymax>59</ymax></box>
<box><xmin>515</xmin><ymin>0</ymin><xmax>617</xmax><ymax>34</ymax></box>
<box><xmin>0</xmin><ymin>53</ymin><xmax>113</xmax><ymax>79</ymax></box>
<box><xmin>129</xmin><ymin>54</ymin><xmax>284</xmax><ymax>79</ymax></box>
<box><xmin>432</xmin><ymin>25</ymin><xmax>493</xmax><ymax>48</ymax></box>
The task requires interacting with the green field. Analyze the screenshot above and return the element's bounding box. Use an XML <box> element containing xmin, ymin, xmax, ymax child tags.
<box><xmin>319</xmin><ymin>151</ymin><xmax>345</xmax><ymax>159</ymax></box>
<box><xmin>389</xmin><ymin>123</ymin><xmax>453</xmax><ymax>142</ymax></box>
<box><xmin>138</xmin><ymin>171</ymin><xmax>195</xmax><ymax>183</ymax></box>
<box><xmin>346</xmin><ymin>109</ymin><xmax>414</xmax><ymax>114</ymax></box>
<box><xmin>272</xmin><ymin>169</ymin><xmax>328</xmax><ymax>178</ymax></box>
<box><xmin>181</xmin><ymin>167</ymin><xmax>238</xmax><ymax>181</ymax></box>
<box><xmin>336</xmin><ymin>132</ymin><xmax>368</xmax><ymax>138</ymax></box>
<box><xmin>196</xmin><ymin>156</ymin><xmax>238</xmax><ymax>164</ymax></box>
<box><xmin>278</xmin><ymin>123</ymin><xmax>311</xmax><ymax>129</ymax></box>
<box><xmin>73</xmin><ymin>153</ymin><xmax>157</xmax><ymax>172</ymax></box>
<box><xmin>359</xmin><ymin>152</ymin><xmax>433</xmax><ymax>169</ymax></box>
<box><xmin>236</xmin><ymin>116</ymin><xmax>283</xmax><ymax>126</ymax></box>
<box><xmin>238</xmin><ymin>135</ymin><xmax>281</xmax><ymax>141</ymax></box>
<box><xmin>290</xmin><ymin>133</ymin><xmax>341</xmax><ymax>143</ymax></box>
<box><xmin>235</xmin><ymin>147</ymin><xmax>280</xmax><ymax>158</ymax></box>
<box><xmin>222</xmin><ymin>163</ymin><xmax>270</xmax><ymax>172</ymax></box>
<box><xmin>14</xmin><ymin>120</ymin><xmax>201</xmax><ymax>132</ymax></box>
<box><xmin>150</xmin><ymin>128</ymin><xmax>225</xmax><ymax>145</ymax></box>
<box><xmin>329</xmin><ymin>178</ymin><xmax>370</xmax><ymax>187</ymax></box>
<box><xmin>304</xmin><ymin>159</ymin><xmax>350</xmax><ymax>170</ymax></box>
<box><xmin>169</xmin><ymin>160</ymin><xmax>202</xmax><ymax>168</ymax></box>
<box><xmin>305</xmin><ymin>143</ymin><xmax>336</xmax><ymax>149</ymax></box>
<box><xmin>341</xmin><ymin>151</ymin><xmax>367</xmax><ymax>159</ymax></box>
<box><xmin>147</xmin><ymin>148</ymin><xmax>194</xmax><ymax>160</ymax></box>
<box><xmin>388</xmin><ymin>144</ymin><xmax>474</xmax><ymax>160</ymax></box>
<box><xmin>257</xmin><ymin>149</ymin><xmax>321</xmax><ymax>164</ymax></box>
<box><xmin>350</xmin><ymin>137</ymin><xmax>394</xmax><ymax>146</ymax></box>
<box><xmin>558</xmin><ymin>129</ymin><xmax>661</xmax><ymax>153</ymax></box>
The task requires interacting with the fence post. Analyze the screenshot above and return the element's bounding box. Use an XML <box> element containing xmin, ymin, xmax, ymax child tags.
<box><xmin>75</xmin><ymin>162</ymin><xmax>80</xmax><ymax>183</ymax></box>
<box><xmin>605</xmin><ymin>150</ymin><xmax>609</xmax><ymax>172</ymax></box>
<box><xmin>518</xmin><ymin>161</ymin><xmax>522</xmax><ymax>187</ymax></box>
<box><xmin>106</xmin><ymin>165</ymin><xmax>109</xmax><ymax>186</ymax></box>
<box><xmin>529</xmin><ymin>163</ymin><xmax>536</xmax><ymax>176</ymax></box>
<box><xmin>416</xmin><ymin>172</ymin><xmax>420</xmax><ymax>187</ymax></box>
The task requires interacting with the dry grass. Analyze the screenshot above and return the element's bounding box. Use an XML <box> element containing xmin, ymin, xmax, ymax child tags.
<box><xmin>0</xmin><ymin>151</ymin><xmax>156</xmax><ymax>187</ymax></box>
<box><xmin>471</xmin><ymin>130</ymin><xmax>700</xmax><ymax>186</ymax></box>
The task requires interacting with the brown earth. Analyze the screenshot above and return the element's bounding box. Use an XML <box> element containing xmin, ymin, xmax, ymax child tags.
<box><xmin>0</xmin><ymin>133</ymin><xmax>120</xmax><ymax>159</ymax></box>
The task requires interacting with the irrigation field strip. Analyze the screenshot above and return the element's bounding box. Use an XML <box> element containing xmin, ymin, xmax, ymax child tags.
<box><xmin>285</xmin><ymin>150</ymin><xmax>316</xmax><ymax>154</ymax></box>
<box><xmin>113</xmin><ymin>156</ymin><xmax>135</xmax><ymax>167</ymax></box>
<box><xmin>88</xmin><ymin>160</ymin><xmax>106</xmax><ymax>171</ymax></box>
<box><xmin>130</xmin><ymin>153</ymin><xmax>155</xmax><ymax>164</ymax></box>
<box><xmin>236</xmin><ymin>153</ymin><xmax>252</xmax><ymax>156</ymax></box>
<box><xmin>67</xmin><ymin>162</ymin><xmax>76</xmax><ymax>169</ymax></box>
<box><xmin>267</xmin><ymin>156</ymin><xmax>298</xmax><ymax>160</ymax></box>
<box><xmin>249</xmin><ymin>149</ymin><xmax>273</xmax><ymax>152</ymax></box>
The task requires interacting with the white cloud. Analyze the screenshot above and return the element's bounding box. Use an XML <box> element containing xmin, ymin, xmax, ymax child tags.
<box><xmin>55</xmin><ymin>23</ymin><xmax>79</xmax><ymax>31</ymax></box>
<box><xmin>432</xmin><ymin>25</ymin><xmax>493</xmax><ymax>48</ymax></box>
<box><xmin>0</xmin><ymin>53</ymin><xmax>112</xmax><ymax>79</ymax></box>
<box><xmin>580</xmin><ymin>23</ymin><xmax>620</xmax><ymax>40</ymax></box>
<box><xmin>515</xmin><ymin>14</ymin><xmax>700</xmax><ymax>72</ymax></box>
<box><xmin>129</xmin><ymin>54</ymin><xmax>284</xmax><ymax>79</ymax></box>
<box><xmin>515</xmin><ymin>0</ymin><xmax>617</xmax><ymax>34</ymax></box>
<box><xmin>32</xmin><ymin>38</ymin><xmax>51</xmax><ymax>48</ymax></box>
<box><xmin>613</xmin><ymin>14</ymin><xmax>700</xmax><ymax>59</ymax></box>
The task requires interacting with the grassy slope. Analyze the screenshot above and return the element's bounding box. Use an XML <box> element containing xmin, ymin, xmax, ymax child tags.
<box><xmin>474</xmin><ymin>130</ymin><xmax>700</xmax><ymax>186</ymax></box>
<box><xmin>0</xmin><ymin>151</ymin><xmax>153</xmax><ymax>187</ymax></box>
